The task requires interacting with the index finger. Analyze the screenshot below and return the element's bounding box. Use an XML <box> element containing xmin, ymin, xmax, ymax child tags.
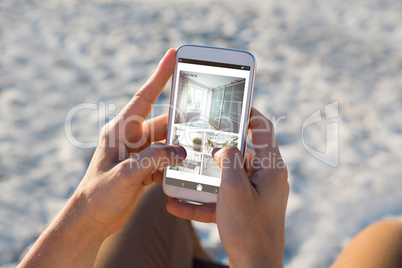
<box><xmin>119</xmin><ymin>48</ymin><xmax>176</xmax><ymax>121</ymax></box>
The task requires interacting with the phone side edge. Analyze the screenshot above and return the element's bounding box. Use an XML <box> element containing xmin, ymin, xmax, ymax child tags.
<box><xmin>162</xmin><ymin>49</ymin><xmax>180</xmax><ymax>196</ymax></box>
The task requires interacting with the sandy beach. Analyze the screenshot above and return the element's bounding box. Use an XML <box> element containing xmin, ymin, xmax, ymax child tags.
<box><xmin>1</xmin><ymin>0</ymin><xmax>402</xmax><ymax>267</ymax></box>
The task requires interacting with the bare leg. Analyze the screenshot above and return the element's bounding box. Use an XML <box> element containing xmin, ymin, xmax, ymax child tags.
<box><xmin>331</xmin><ymin>220</ymin><xmax>402</xmax><ymax>268</ymax></box>
<box><xmin>94</xmin><ymin>184</ymin><xmax>211</xmax><ymax>268</ymax></box>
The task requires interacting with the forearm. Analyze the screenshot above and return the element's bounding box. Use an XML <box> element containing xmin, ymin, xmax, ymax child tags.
<box><xmin>19</xmin><ymin>195</ymin><xmax>107</xmax><ymax>268</ymax></box>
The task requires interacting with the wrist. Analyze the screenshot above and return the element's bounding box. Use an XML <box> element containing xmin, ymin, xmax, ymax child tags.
<box><xmin>230</xmin><ymin>255</ymin><xmax>282</xmax><ymax>268</ymax></box>
<box><xmin>65</xmin><ymin>190</ymin><xmax>111</xmax><ymax>242</ymax></box>
<box><xmin>48</xmin><ymin>193</ymin><xmax>109</xmax><ymax>257</ymax></box>
<box><xmin>227</xmin><ymin>243</ymin><xmax>283</xmax><ymax>268</ymax></box>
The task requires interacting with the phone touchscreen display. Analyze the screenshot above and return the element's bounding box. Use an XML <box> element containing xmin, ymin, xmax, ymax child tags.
<box><xmin>166</xmin><ymin>58</ymin><xmax>251</xmax><ymax>194</ymax></box>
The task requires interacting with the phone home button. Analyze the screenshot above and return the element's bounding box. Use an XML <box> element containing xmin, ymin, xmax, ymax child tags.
<box><xmin>196</xmin><ymin>184</ymin><xmax>203</xmax><ymax>191</ymax></box>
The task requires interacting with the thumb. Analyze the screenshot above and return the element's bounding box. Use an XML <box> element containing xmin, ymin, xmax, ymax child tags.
<box><xmin>212</xmin><ymin>147</ymin><xmax>250</xmax><ymax>199</ymax></box>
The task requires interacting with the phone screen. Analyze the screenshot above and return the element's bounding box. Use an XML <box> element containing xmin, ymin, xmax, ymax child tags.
<box><xmin>166</xmin><ymin>57</ymin><xmax>251</xmax><ymax>194</ymax></box>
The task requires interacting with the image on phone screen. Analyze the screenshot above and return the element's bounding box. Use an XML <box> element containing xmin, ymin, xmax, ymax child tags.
<box><xmin>166</xmin><ymin>58</ymin><xmax>251</xmax><ymax>194</ymax></box>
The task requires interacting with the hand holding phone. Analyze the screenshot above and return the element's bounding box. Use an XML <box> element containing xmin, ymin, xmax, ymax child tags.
<box><xmin>167</xmin><ymin>108</ymin><xmax>289</xmax><ymax>267</ymax></box>
<box><xmin>163</xmin><ymin>45</ymin><xmax>256</xmax><ymax>203</ymax></box>
<box><xmin>19</xmin><ymin>49</ymin><xmax>185</xmax><ymax>268</ymax></box>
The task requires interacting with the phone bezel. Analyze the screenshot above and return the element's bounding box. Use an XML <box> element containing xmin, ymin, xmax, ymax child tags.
<box><xmin>163</xmin><ymin>44</ymin><xmax>256</xmax><ymax>204</ymax></box>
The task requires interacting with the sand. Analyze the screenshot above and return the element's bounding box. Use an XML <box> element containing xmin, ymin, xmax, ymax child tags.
<box><xmin>1</xmin><ymin>0</ymin><xmax>402</xmax><ymax>267</ymax></box>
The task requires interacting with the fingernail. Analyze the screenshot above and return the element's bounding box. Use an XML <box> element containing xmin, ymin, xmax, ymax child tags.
<box><xmin>212</xmin><ymin>147</ymin><xmax>221</xmax><ymax>158</ymax></box>
<box><xmin>173</xmin><ymin>145</ymin><xmax>187</xmax><ymax>159</ymax></box>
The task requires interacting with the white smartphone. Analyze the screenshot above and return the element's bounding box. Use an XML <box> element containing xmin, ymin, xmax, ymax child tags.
<box><xmin>162</xmin><ymin>44</ymin><xmax>256</xmax><ymax>203</ymax></box>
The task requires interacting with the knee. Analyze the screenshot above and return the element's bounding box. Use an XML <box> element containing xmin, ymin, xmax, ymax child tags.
<box><xmin>366</xmin><ymin>220</ymin><xmax>402</xmax><ymax>233</ymax></box>
<box><xmin>361</xmin><ymin>220</ymin><xmax>402</xmax><ymax>248</ymax></box>
<box><xmin>331</xmin><ymin>220</ymin><xmax>402</xmax><ymax>268</ymax></box>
